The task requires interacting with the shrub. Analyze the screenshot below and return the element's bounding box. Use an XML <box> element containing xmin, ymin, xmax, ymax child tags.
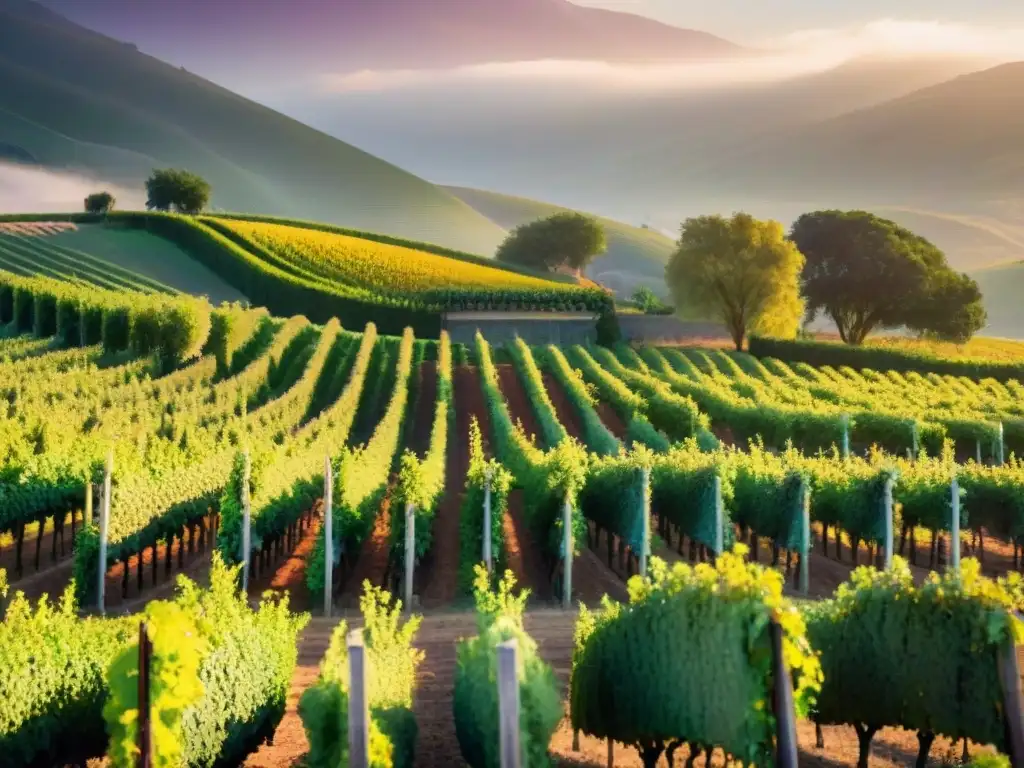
<box><xmin>571</xmin><ymin>548</ymin><xmax>821</xmax><ymax>767</ymax></box>
<box><xmin>453</xmin><ymin>566</ymin><xmax>562</xmax><ymax>768</ymax></box>
<box><xmin>299</xmin><ymin>583</ymin><xmax>422</xmax><ymax>768</ymax></box>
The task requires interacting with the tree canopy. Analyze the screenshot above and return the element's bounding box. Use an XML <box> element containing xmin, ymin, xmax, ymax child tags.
<box><xmin>145</xmin><ymin>169</ymin><xmax>211</xmax><ymax>215</ymax></box>
<box><xmin>665</xmin><ymin>213</ymin><xmax>805</xmax><ymax>350</ymax></box>
<box><xmin>84</xmin><ymin>191</ymin><xmax>115</xmax><ymax>214</ymax></box>
<box><xmin>790</xmin><ymin>210</ymin><xmax>985</xmax><ymax>345</ymax></box>
<box><xmin>496</xmin><ymin>212</ymin><xmax>606</xmax><ymax>273</ymax></box>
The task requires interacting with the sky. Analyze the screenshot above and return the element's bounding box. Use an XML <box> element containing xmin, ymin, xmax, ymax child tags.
<box><xmin>577</xmin><ymin>0</ymin><xmax>1024</xmax><ymax>42</ymax></box>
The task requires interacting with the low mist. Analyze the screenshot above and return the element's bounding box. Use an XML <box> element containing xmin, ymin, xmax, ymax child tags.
<box><xmin>0</xmin><ymin>163</ymin><xmax>144</xmax><ymax>214</ymax></box>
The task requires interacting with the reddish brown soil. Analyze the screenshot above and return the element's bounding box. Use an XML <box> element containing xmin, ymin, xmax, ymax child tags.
<box><xmin>497</xmin><ymin>363</ymin><xmax>542</xmax><ymax>446</ymax></box>
<box><xmin>0</xmin><ymin>509</ymin><xmax>82</xmax><ymax>579</ymax></box>
<box><xmin>595</xmin><ymin>402</ymin><xmax>627</xmax><ymax>440</ymax></box>
<box><xmin>248</xmin><ymin>511</ymin><xmax>321</xmax><ymax>613</ymax></box>
<box><xmin>542</xmin><ymin>371</ymin><xmax>584</xmax><ymax>441</ymax></box>
<box><xmin>505</xmin><ymin>490</ymin><xmax>554</xmax><ymax>603</ymax></box>
<box><xmin>337</xmin><ymin>484</ymin><xmax>395</xmax><ymax>610</ymax></box>
<box><xmin>409</xmin><ymin>361</ymin><xmax>438</xmax><ymax>458</ymax></box>
<box><xmin>420</xmin><ymin>365</ymin><xmax>489</xmax><ymax>608</ymax></box>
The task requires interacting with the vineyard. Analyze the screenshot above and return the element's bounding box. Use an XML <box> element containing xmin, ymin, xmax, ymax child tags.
<box><xmin>4</xmin><ymin>263</ymin><xmax>1024</xmax><ymax>767</ymax></box>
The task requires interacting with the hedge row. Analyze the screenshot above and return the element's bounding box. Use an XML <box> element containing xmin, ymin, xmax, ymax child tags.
<box><xmin>749</xmin><ymin>335</ymin><xmax>1024</xmax><ymax>383</ymax></box>
<box><xmin>457</xmin><ymin>418</ymin><xmax>513</xmax><ymax>595</ymax></box>
<box><xmin>2</xmin><ymin>556</ymin><xmax>307</xmax><ymax>768</ymax></box>
<box><xmin>508</xmin><ymin>337</ymin><xmax>568</xmax><ymax>450</ymax></box>
<box><xmin>0</xmin><ymin>267</ymin><xmax>212</xmax><ymax>370</ymax></box>
<box><xmin>391</xmin><ymin>332</ymin><xmax>454</xmax><ymax>580</ymax></box>
<box><xmin>307</xmin><ymin>328</ymin><xmax>416</xmax><ymax>606</ymax></box>
<box><xmin>542</xmin><ymin>345</ymin><xmax>621</xmax><ymax>456</ymax></box>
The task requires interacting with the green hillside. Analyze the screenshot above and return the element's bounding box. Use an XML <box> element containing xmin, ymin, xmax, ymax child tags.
<box><xmin>444</xmin><ymin>185</ymin><xmax>674</xmax><ymax>298</ymax></box>
<box><xmin>0</xmin><ymin>0</ymin><xmax>506</xmax><ymax>255</ymax></box>
<box><xmin>0</xmin><ymin>221</ymin><xmax>246</xmax><ymax>303</ymax></box>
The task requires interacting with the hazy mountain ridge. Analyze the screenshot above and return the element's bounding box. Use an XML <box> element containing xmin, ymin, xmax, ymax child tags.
<box><xmin>35</xmin><ymin>0</ymin><xmax>741</xmax><ymax>84</ymax></box>
<box><xmin>0</xmin><ymin>0</ymin><xmax>507</xmax><ymax>254</ymax></box>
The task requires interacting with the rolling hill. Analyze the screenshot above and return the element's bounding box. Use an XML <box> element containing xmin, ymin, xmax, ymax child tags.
<box><xmin>36</xmin><ymin>0</ymin><xmax>741</xmax><ymax>83</ymax></box>
<box><xmin>445</xmin><ymin>186</ymin><xmax>675</xmax><ymax>298</ymax></box>
<box><xmin>0</xmin><ymin>0</ymin><xmax>506</xmax><ymax>255</ymax></box>
<box><xmin>690</xmin><ymin>62</ymin><xmax>1024</xmax><ymax>208</ymax></box>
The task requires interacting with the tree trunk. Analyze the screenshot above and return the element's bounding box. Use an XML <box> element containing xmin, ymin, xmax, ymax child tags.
<box><xmin>815</xmin><ymin>723</ymin><xmax>824</xmax><ymax>749</ymax></box>
<box><xmin>640</xmin><ymin>742</ymin><xmax>665</xmax><ymax>768</ymax></box>
<box><xmin>854</xmin><ymin>724</ymin><xmax>878</xmax><ymax>768</ymax></box>
<box><xmin>915</xmin><ymin>731</ymin><xmax>935</xmax><ymax>768</ymax></box>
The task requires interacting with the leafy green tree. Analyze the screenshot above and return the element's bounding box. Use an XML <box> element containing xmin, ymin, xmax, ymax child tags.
<box><xmin>790</xmin><ymin>210</ymin><xmax>985</xmax><ymax>345</ymax></box>
<box><xmin>145</xmin><ymin>169</ymin><xmax>211</xmax><ymax>215</ymax></box>
<box><xmin>496</xmin><ymin>212</ymin><xmax>607</xmax><ymax>273</ymax></box>
<box><xmin>665</xmin><ymin>212</ymin><xmax>804</xmax><ymax>350</ymax></box>
<box><xmin>84</xmin><ymin>191</ymin><xmax>115</xmax><ymax>214</ymax></box>
<box><xmin>630</xmin><ymin>286</ymin><xmax>668</xmax><ymax>314</ymax></box>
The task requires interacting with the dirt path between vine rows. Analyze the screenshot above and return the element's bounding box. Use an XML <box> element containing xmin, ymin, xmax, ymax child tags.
<box><xmin>495</xmin><ymin>363</ymin><xmax>553</xmax><ymax>602</ymax></box>
<box><xmin>419</xmin><ymin>365</ymin><xmax>488</xmax><ymax>608</ymax></box>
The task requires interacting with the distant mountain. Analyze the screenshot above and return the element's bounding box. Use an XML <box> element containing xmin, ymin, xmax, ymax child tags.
<box><xmin>445</xmin><ymin>186</ymin><xmax>675</xmax><ymax>298</ymax></box>
<box><xmin>691</xmin><ymin>62</ymin><xmax>1024</xmax><ymax>208</ymax></box>
<box><xmin>0</xmin><ymin>0</ymin><xmax>506</xmax><ymax>253</ymax></box>
<box><xmin>36</xmin><ymin>0</ymin><xmax>741</xmax><ymax>84</ymax></box>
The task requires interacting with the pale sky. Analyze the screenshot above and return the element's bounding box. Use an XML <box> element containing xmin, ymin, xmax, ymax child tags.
<box><xmin>577</xmin><ymin>0</ymin><xmax>1024</xmax><ymax>42</ymax></box>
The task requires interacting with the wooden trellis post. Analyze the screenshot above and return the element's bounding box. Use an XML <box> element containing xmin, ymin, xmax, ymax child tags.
<box><xmin>841</xmin><ymin>413</ymin><xmax>850</xmax><ymax>459</ymax></box>
<box><xmin>713</xmin><ymin>474</ymin><xmax>724</xmax><ymax>557</ymax></box>
<box><xmin>769</xmin><ymin>619</ymin><xmax>799</xmax><ymax>768</ymax></box>
<box><xmin>137</xmin><ymin>621</ymin><xmax>153</xmax><ymax>768</ymax></box>
<box><xmin>347</xmin><ymin>629</ymin><xmax>370</xmax><ymax>768</ymax></box>
<box><xmin>562</xmin><ymin>491</ymin><xmax>573</xmax><ymax>609</ymax></box>
<box><xmin>883</xmin><ymin>475</ymin><xmax>895</xmax><ymax>570</ymax></box>
<box><xmin>98</xmin><ymin>452</ymin><xmax>112</xmax><ymax>615</ymax></box>
<box><xmin>799</xmin><ymin>478</ymin><xmax>810</xmax><ymax>595</ymax></box>
<box><xmin>951</xmin><ymin>474</ymin><xmax>961</xmax><ymax>572</ymax></box>
<box><xmin>241</xmin><ymin>451</ymin><xmax>251</xmax><ymax>593</ymax></box>
<box><xmin>323</xmin><ymin>455</ymin><xmax>333</xmax><ymax>618</ymax></box>
<box><xmin>483</xmin><ymin>467</ymin><xmax>493</xmax><ymax>574</ymax></box>
<box><xmin>639</xmin><ymin>467</ymin><xmax>651</xmax><ymax>577</ymax></box>
<box><xmin>497</xmin><ymin>639</ymin><xmax>522</xmax><ymax>768</ymax></box>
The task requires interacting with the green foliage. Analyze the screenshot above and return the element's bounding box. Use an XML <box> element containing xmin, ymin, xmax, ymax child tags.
<box><xmin>543</xmin><ymin>345</ymin><xmax>620</xmax><ymax>456</ymax></box>
<box><xmin>84</xmin><ymin>191</ymin><xmax>115</xmax><ymax>214</ymax></box>
<box><xmin>791</xmin><ymin>209</ymin><xmax>985</xmax><ymax>345</ymax></box>
<box><xmin>391</xmin><ymin>333</ymin><xmax>453</xmax><ymax>570</ymax></box>
<box><xmin>0</xmin><ymin>267</ymin><xmax>212</xmax><ymax>366</ymax></box>
<box><xmin>458</xmin><ymin>418</ymin><xmax>514</xmax><ymax>594</ymax></box>
<box><xmin>104</xmin><ymin>603</ymin><xmax>206</xmax><ymax>768</ymax></box>
<box><xmin>497</xmin><ymin>211</ymin><xmax>607</xmax><ymax>272</ymax></box>
<box><xmin>571</xmin><ymin>549</ymin><xmax>821</xmax><ymax>767</ymax></box>
<box><xmin>666</xmin><ymin>212</ymin><xmax>805</xmax><ymax>350</ymax></box>
<box><xmin>453</xmin><ymin>566</ymin><xmax>562</xmax><ymax>768</ymax></box>
<box><xmin>748</xmin><ymin>334</ymin><xmax>1024</xmax><ymax>383</ymax></box>
<box><xmin>308</xmin><ymin>328</ymin><xmax>415</xmax><ymax>605</ymax></box>
<box><xmin>630</xmin><ymin>286</ymin><xmax>670</xmax><ymax>314</ymax></box>
<box><xmin>2</xmin><ymin>555</ymin><xmax>307</xmax><ymax>768</ymax></box>
<box><xmin>145</xmin><ymin>169</ymin><xmax>212</xmax><ymax>215</ymax></box>
<box><xmin>508</xmin><ymin>337</ymin><xmax>567</xmax><ymax>449</ymax></box>
<box><xmin>299</xmin><ymin>582</ymin><xmax>422</xmax><ymax>768</ymax></box>
<box><xmin>805</xmin><ymin>557</ymin><xmax>1023</xmax><ymax>753</ymax></box>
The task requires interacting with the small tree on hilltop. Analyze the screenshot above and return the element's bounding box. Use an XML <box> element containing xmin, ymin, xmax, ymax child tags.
<box><xmin>665</xmin><ymin>212</ymin><xmax>805</xmax><ymax>350</ymax></box>
<box><xmin>496</xmin><ymin>212</ymin><xmax>607</xmax><ymax>274</ymax></box>
<box><xmin>790</xmin><ymin>210</ymin><xmax>986</xmax><ymax>345</ymax></box>
<box><xmin>84</xmin><ymin>191</ymin><xmax>115</xmax><ymax>214</ymax></box>
<box><xmin>145</xmin><ymin>168</ymin><xmax>211</xmax><ymax>215</ymax></box>
<box><xmin>631</xmin><ymin>286</ymin><xmax>667</xmax><ymax>314</ymax></box>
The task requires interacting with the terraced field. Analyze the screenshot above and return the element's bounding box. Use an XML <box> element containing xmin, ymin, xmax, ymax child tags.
<box><xmin>0</xmin><ymin>221</ymin><xmax>247</xmax><ymax>303</ymax></box>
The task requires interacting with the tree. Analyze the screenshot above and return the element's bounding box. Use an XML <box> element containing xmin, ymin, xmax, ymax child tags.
<box><xmin>145</xmin><ymin>169</ymin><xmax>211</xmax><ymax>215</ymax></box>
<box><xmin>496</xmin><ymin>212</ymin><xmax>606</xmax><ymax>273</ymax></box>
<box><xmin>665</xmin><ymin>213</ymin><xmax>805</xmax><ymax>350</ymax></box>
<box><xmin>631</xmin><ymin>286</ymin><xmax>667</xmax><ymax>314</ymax></box>
<box><xmin>906</xmin><ymin>268</ymin><xmax>986</xmax><ymax>344</ymax></box>
<box><xmin>84</xmin><ymin>191</ymin><xmax>115</xmax><ymax>214</ymax></box>
<box><xmin>791</xmin><ymin>210</ymin><xmax>985</xmax><ymax>345</ymax></box>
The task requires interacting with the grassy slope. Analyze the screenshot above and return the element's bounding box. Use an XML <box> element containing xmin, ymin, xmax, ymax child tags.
<box><xmin>444</xmin><ymin>185</ymin><xmax>674</xmax><ymax>297</ymax></box>
<box><xmin>0</xmin><ymin>0</ymin><xmax>506</xmax><ymax>255</ymax></box>
<box><xmin>0</xmin><ymin>223</ymin><xmax>246</xmax><ymax>303</ymax></box>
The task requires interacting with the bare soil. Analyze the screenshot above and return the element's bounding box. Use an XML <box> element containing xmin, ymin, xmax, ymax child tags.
<box><xmin>409</xmin><ymin>361</ymin><xmax>438</xmax><ymax>458</ymax></box>
<box><xmin>497</xmin><ymin>363</ymin><xmax>542</xmax><ymax>446</ymax></box>
<box><xmin>542</xmin><ymin>371</ymin><xmax>585</xmax><ymax>442</ymax></box>
<box><xmin>595</xmin><ymin>402</ymin><xmax>628</xmax><ymax>441</ymax></box>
